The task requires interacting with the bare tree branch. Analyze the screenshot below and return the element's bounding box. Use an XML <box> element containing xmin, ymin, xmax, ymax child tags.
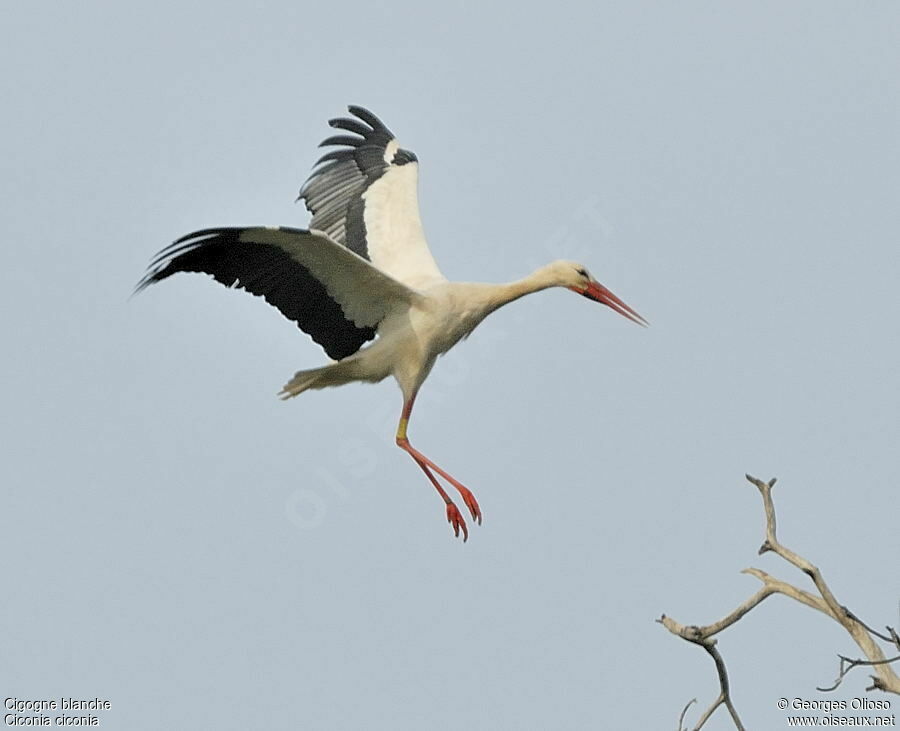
<box><xmin>657</xmin><ymin>616</ymin><xmax>746</xmax><ymax>730</ymax></box>
<box><xmin>696</xmin><ymin>642</ymin><xmax>745</xmax><ymax>730</ymax></box>
<box><xmin>743</xmin><ymin>474</ymin><xmax>899</xmax><ymax>694</ymax></box>
<box><xmin>660</xmin><ymin>473</ymin><xmax>899</xmax><ymax>728</ymax></box>
<box><xmin>741</xmin><ymin>567</ymin><xmax>829</xmax><ymax>615</ymax></box>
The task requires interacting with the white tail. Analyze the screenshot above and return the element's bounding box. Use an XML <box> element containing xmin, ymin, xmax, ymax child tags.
<box><xmin>279</xmin><ymin>366</ymin><xmax>328</xmax><ymax>399</ymax></box>
<box><xmin>279</xmin><ymin>353</ymin><xmax>391</xmax><ymax>400</ymax></box>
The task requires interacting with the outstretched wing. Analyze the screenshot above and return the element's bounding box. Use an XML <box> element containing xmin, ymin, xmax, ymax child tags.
<box><xmin>299</xmin><ymin>105</ymin><xmax>446</xmax><ymax>290</ymax></box>
<box><xmin>137</xmin><ymin>226</ymin><xmax>419</xmax><ymax>360</ymax></box>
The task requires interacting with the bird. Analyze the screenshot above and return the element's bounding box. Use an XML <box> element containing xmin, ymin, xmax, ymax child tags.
<box><xmin>137</xmin><ymin>105</ymin><xmax>647</xmax><ymax>541</ymax></box>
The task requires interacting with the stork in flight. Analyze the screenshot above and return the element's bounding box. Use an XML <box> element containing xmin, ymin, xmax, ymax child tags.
<box><xmin>138</xmin><ymin>105</ymin><xmax>646</xmax><ymax>541</ymax></box>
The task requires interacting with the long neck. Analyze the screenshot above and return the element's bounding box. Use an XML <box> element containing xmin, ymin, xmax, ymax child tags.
<box><xmin>476</xmin><ymin>266</ymin><xmax>559</xmax><ymax>317</ymax></box>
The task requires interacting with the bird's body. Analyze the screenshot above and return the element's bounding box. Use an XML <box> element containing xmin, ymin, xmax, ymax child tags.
<box><xmin>281</xmin><ymin>265</ymin><xmax>586</xmax><ymax>398</ymax></box>
<box><xmin>139</xmin><ymin>106</ymin><xmax>646</xmax><ymax>540</ymax></box>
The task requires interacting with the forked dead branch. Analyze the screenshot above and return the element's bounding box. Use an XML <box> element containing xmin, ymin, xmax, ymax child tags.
<box><xmin>659</xmin><ymin>474</ymin><xmax>899</xmax><ymax>730</ymax></box>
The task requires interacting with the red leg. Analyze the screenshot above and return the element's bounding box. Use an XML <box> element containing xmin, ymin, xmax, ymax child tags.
<box><xmin>399</xmin><ymin>441</ymin><xmax>482</xmax><ymax>525</ymax></box>
<box><xmin>401</xmin><ymin>444</ymin><xmax>468</xmax><ymax>541</ymax></box>
<box><xmin>395</xmin><ymin>396</ymin><xmax>482</xmax><ymax>539</ymax></box>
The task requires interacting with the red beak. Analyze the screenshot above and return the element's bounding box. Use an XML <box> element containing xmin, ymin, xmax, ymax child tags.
<box><xmin>571</xmin><ymin>282</ymin><xmax>648</xmax><ymax>326</ymax></box>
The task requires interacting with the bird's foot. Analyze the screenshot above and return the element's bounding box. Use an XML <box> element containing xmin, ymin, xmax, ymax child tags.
<box><xmin>446</xmin><ymin>502</ymin><xmax>469</xmax><ymax>542</ymax></box>
<box><xmin>456</xmin><ymin>486</ymin><xmax>482</xmax><ymax>524</ymax></box>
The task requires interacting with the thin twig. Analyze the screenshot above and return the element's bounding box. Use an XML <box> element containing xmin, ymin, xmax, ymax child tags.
<box><xmin>677</xmin><ymin>698</ymin><xmax>696</xmax><ymax>731</ymax></box>
<box><xmin>818</xmin><ymin>654</ymin><xmax>900</xmax><ymax>692</ymax></box>
<box><xmin>889</xmin><ymin>626</ymin><xmax>900</xmax><ymax>651</ymax></box>
<box><xmin>841</xmin><ymin>607</ymin><xmax>897</xmax><ymax>644</ymax></box>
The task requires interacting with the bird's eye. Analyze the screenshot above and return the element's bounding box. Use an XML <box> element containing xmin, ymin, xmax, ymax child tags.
<box><xmin>576</xmin><ymin>267</ymin><xmax>588</xmax><ymax>277</ymax></box>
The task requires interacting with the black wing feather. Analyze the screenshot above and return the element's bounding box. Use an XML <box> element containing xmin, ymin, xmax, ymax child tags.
<box><xmin>137</xmin><ymin>227</ymin><xmax>376</xmax><ymax>360</ymax></box>
<box><xmin>318</xmin><ymin>134</ymin><xmax>366</xmax><ymax>149</ymax></box>
<box><xmin>327</xmin><ymin>117</ymin><xmax>371</xmax><ymax>136</ymax></box>
<box><xmin>345</xmin><ymin>105</ymin><xmax>390</xmax><ymax>132</ymax></box>
<box><xmin>299</xmin><ymin>105</ymin><xmax>409</xmax><ymax>260</ymax></box>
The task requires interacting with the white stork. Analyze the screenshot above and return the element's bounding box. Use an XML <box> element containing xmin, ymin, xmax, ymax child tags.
<box><xmin>138</xmin><ymin>105</ymin><xmax>646</xmax><ymax>541</ymax></box>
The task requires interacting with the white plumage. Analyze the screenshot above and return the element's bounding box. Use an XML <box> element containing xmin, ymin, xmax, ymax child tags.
<box><xmin>139</xmin><ymin>105</ymin><xmax>647</xmax><ymax>541</ymax></box>
<box><xmin>359</xmin><ymin>164</ymin><xmax>445</xmax><ymax>289</ymax></box>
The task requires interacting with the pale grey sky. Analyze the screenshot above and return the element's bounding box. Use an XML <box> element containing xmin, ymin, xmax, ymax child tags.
<box><xmin>2</xmin><ymin>2</ymin><xmax>898</xmax><ymax>729</ymax></box>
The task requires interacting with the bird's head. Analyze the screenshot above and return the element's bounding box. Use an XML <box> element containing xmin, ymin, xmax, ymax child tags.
<box><xmin>551</xmin><ymin>260</ymin><xmax>648</xmax><ymax>326</ymax></box>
